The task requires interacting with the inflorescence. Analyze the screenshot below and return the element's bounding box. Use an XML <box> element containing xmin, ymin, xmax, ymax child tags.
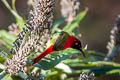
<box><xmin>7</xmin><ymin>0</ymin><xmax>55</xmax><ymax>75</ymax></box>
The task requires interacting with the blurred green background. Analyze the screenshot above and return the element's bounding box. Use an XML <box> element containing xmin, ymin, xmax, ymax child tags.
<box><xmin>0</xmin><ymin>0</ymin><xmax>120</xmax><ymax>55</ymax></box>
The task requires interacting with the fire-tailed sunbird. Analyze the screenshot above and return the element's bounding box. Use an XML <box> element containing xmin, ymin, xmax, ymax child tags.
<box><xmin>32</xmin><ymin>31</ymin><xmax>85</xmax><ymax>64</ymax></box>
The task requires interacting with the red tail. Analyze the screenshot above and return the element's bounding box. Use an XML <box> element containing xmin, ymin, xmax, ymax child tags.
<box><xmin>32</xmin><ymin>45</ymin><xmax>53</xmax><ymax>64</ymax></box>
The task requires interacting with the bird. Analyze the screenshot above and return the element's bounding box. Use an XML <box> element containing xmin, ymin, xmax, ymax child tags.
<box><xmin>32</xmin><ymin>31</ymin><xmax>85</xmax><ymax>64</ymax></box>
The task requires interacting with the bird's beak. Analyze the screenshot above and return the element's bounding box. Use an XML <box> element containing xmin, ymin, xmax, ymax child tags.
<box><xmin>80</xmin><ymin>49</ymin><xmax>86</xmax><ymax>57</ymax></box>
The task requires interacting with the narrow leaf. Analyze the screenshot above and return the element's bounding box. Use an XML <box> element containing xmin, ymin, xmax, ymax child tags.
<box><xmin>52</xmin><ymin>17</ymin><xmax>65</xmax><ymax>34</ymax></box>
<box><xmin>0</xmin><ymin>30</ymin><xmax>17</xmax><ymax>48</ymax></box>
<box><xmin>0</xmin><ymin>70</ymin><xmax>7</xmax><ymax>79</ymax></box>
<box><xmin>2</xmin><ymin>74</ymin><xmax>13</xmax><ymax>80</ymax></box>
<box><xmin>0</xmin><ymin>45</ymin><xmax>10</xmax><ymax>55</ymax></box>
<box><xmin>0</xmin><ymin>51</ymin><xmax>8</xmax><ymax>59</ymax></box>
<box><xmin>63</xmin><ymin>8</ymin><xmax>88</xmax><ymax>32</ymax></box>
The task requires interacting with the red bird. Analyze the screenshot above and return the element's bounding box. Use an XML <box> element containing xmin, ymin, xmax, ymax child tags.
<box><xmin>32</xmin><ymin>31</ymin><xmax>85</xmax><ymax>64</ymax></box>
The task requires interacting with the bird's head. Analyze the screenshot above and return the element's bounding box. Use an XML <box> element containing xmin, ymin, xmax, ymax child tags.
<box><xmin>52</xmin><ymin>31</ymin><xmax>86</xmax><ymax>57</ymax></box>
<box><xmin>71</xmin><ymin>37</ymin><xmax>86</xmax><ymax>57</ymax></box>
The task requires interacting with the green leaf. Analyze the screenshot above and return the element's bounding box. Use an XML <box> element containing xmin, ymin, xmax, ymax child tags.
<box><xmin>0</xmin><ymin>30</ymin><xmax>17</xmax><ymax>48</ymax></box>
<box><xmin>34</xmin><ymin>53</ymin><xmax>69</xmax><ymax>70</ymax></box>
<box><xmin>106</xmin><ymin>69</ymin><xmax>120</xmax><ymax>74</ymax></box>
<box><xmin>85</xmin><ymin>51</ymin><xmax>105</xmax><ymax>61</ymax></box>
<box><xmin>34</xmin><ymin>48</ymin><xmax>82</xmax><ymax>70</ymax></box>
<box><xmin>17</xmin><ymin>72</ymin><xmax>28</xmax><ymax>80</ymax></box>
<box><xmin>63</xmin><ymin>59</ymin><xmax>94</xmax><ymax>67</ymax></box>
<box><xmin>64</xmin><ymin>59</ymin><xmax>120</xmax><ymax>68</ymax></box>
<box><xmin>0</xmin><ymin>30</ymin><xmax>17</xmax><ymax>41</ymax></box>
<box><xmin>0</xmin><ymin>45</ymin><xmax>10</xmax><ymax>55</ymax></box>
<box><xmin>0</xmin><ymin>51</ymin><xmax>8</xmax><ymax>59</ymax></box>
<box><xmin>89</xmin><ymin>66</ymin><xmax>120</xmax><ymax>75</ymax></box>
<box><xmin>66</xmin><ymin>61</ymin><xmax>120</xmax><ymax>76</ymax></box>
<box><xmin>63</xmin><ymin>8</ymin><xmax>88</xmax><ymax>32</ymax></box>
<box><xmin>0</xmin><ymin>57</ymin><xmax>6</xmax><ymax>63</ymax></box>
<box><xmin>52</xmin><ymin>17</ymin><xmax>65</xmax><ymax>34</ymax></box>
<box><xmin>2</xmin><ymin>74</ymin><xmax>13</xmax><ymax>80</ymax></box>
<box><xmin>69</xmin><ymin>66</ymin><xmax>120</xmax><ymax>76</ymax></box>
<box><xmin>16</xmin><ymin>18</ymin><xmax>26</xmax><ymax>31</ymax></box>
<box><xmin>0</xmin><ymin>70</ymin><xmax>7</xmax><ymax>79</ymax></box>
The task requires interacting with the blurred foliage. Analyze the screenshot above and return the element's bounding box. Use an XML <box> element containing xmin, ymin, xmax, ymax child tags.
<box><xmin>0</xmin><ymin>0</ymin><xmax>120</xmax><ymax>80</ymax></box>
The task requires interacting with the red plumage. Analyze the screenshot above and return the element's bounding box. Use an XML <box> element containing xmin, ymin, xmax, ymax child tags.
<box><xmin>32</xmin><ymin>45</ymin><xmax>53</xmax><ymax>64</ymax></box>
<box><xmin>64</xmin><ymin>35</ymin><xmax>77</xmax><ymax>48</ymax></box>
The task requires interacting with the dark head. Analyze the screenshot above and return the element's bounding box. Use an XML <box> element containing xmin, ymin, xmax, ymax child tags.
<box><xmin>71</xmin><ymin>38</ymin><xmax>86</xmax><ymax>57</ymax></box>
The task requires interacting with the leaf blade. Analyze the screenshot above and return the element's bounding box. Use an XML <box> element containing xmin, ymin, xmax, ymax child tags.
<box><xmin>63</xmin><ymin>8</ymin><xmax>88</xmax><ymax>32</ymax></box>
<box><xmin>2</xmin><ymin>74</ymin><xmax>13</xmax><ymax>80</ymax></box>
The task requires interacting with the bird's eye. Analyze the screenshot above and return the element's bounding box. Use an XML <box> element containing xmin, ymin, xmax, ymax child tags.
<box><xmin>75</xmin><ymin>43</ymin><xmax>78</xmax><ymax>45</ymax></box>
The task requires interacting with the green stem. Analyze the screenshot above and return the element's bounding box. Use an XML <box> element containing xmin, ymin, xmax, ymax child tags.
<box><xmin>12</xmin><ymin>0</ymin><xmax>17</xmax><ymax>12</ymax></box>
<box><xmin>2</xmin><ymin>0</ymin><xmax>23</xmax><ymax>21</ymax></box>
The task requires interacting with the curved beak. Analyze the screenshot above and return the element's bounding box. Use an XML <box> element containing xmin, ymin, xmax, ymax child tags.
<box><xmin>80</xmin><ymin>49</ymin><xmax>86</xmax><ymax>57</ymax></box>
